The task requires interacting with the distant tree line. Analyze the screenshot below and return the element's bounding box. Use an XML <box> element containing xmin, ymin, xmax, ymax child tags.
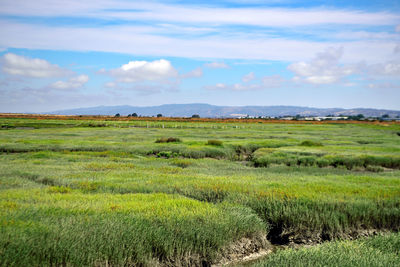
<box><xmin>114</xmin><ymin>113</ymin><xmax>201</xmax><ymax>118</ymax></box>
<box><xmin>112</xmin><ymin>112</ymin><xmax>396</xmax><ymax>121</ymax></box>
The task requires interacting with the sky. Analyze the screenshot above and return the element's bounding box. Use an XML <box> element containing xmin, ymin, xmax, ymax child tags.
<box><xmin>0</xmin><ymin>0</ymin><xmax>400</xmax><ymax>113</ymax></box>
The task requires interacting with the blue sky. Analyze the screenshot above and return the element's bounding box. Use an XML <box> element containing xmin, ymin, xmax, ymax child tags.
<box><xmin>0</xmin><ymin>0</ymin><xmax>399</xmax><ymax>112</ymax></box>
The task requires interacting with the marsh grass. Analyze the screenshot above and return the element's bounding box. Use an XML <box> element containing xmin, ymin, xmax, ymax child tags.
<box><xmin>155</xmin><ymin>137</ymin><xmax>182</xmax><ymax>143</ymax></box>
<box><xmin>171</xmin><ymin>159</ymin><xmax>193</xmax><ymax>168</ymax></box>
<box><xmin>252</xmin><ymin>149</ymin><xmax>400</xmax><ymax>170</ymax></box>
<box><xmin>0</xmin><ymin>190</ymin><xmax>265</xmax><ymax>266</ymax></box>
<box><xmin>0</xmin><ymin>118</ymin><xmax>399</xmax><ymax>265</ymax></box>
<box><xmin>300</xmin><ymin>140</ymin><xmax>323</xmax><ymax>146</ymax></box>
<box><xmin>252</xmin><ymin>232</ymin><xmax>400</xmax><ymax>267</ymax></box>
<box><xmin>207</xmin><ymin>139</ymin><xmax>223</xmax><ymax>146</ymax></box>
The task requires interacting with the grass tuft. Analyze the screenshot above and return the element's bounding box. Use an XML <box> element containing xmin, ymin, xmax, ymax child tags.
<box><xmin>155</xmin><ymin>137</ymin><xmax>182</xmax><ymax>143</ymax></box>
<box><xmin>207</xmin><ymin>140</ymin><xmax>223</xmax><ymax>146</ymax></box>
<box><xmin>300</xmin><ymin>140</ymin><xmax>323</xmax><ymax>146</ymax></box>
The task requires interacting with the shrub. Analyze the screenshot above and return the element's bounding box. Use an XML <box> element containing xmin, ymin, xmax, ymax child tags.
<box><xmin>204</xmin><ymin>147</ymin><xmax>227</xmax><ymax>159</ymax></box>
<box><xmin>87</xmin><ymin>123</ymin><xmax>107</xmax><ymax>127</ymax></box>
<box><xmin>76</xmin><ymin>181</ymin><xmax>99</xmax><ymax>192</ymax></box>
<box><xmin>316</xmin><ymin>158</ymin><xmax>330</xmax><ymax>168</ymax></box>
<box><xmin>300</xmin><ymin>140</ymin><xmax>323</xmax><ymax>147</ymax></box>
<box><xmin>343</xmin><ymin>157</ymin><xmax>363</xmax><ymax>170</ymax></box>
<box><xmin>155</xmin><ymin>137</ymin><xmax>182</xmax><ymax>143</ymax></box>
<box><xmin>253</xmin><ymin>156</ymin><xmax>272</xmax><ymax>167</ymax></box>
<box><xmin>47</xmin><ymin>186</ymin><xmax>71</xmax><ymax>194</ymax></box>
<box><xmin>359</xmin><ymin>155</ymin><xmax>400</xmax><ymax>169</ymax></box>
<box><xmin>171</xmin><ymin>159</ymin><xmax>192</xmax><ymax>168</ymax></box>
<box><xmin>207</xmin><ymin>140</ymin><xmax>223</xmax><ymax>146</ymax></box>
<box><xmin>180</xmin><ymin>149</ymin><xmax>206</xmax><ymax>159</ymax></box>
<box><xmin>297</xmin><ymin>156</ymin><xmax>317</xmax><ymax>167</ymax></box>
<box><xmin>156</xmin><ymin>151</ymin><xmax>179</xmax><ymax>158</ymax></box>
<box><xmin>365</xmin><ymin>166</ymin><xmax>384</xmax><ymax>172</ymax></box>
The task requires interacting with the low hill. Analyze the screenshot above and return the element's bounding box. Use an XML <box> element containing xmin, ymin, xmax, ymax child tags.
<box><xmin>46</xmin><ymin>104</ymin><xmax>400</xmax><ymax>118</ymax></box>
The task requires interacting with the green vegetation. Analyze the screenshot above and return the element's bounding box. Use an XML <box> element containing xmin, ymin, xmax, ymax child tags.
<box><xmin>155</xmin><ymin>137</ymin><xmax>182</xmax><ymax>143</ymax></box>
<box><xmin>252</xmin><ymin>232</ymin><xmax>400</xmax><ymax>267</ymax></box>
<box><xmin>1</xmin><ymin>190</ymin><xmax>263</xmax><ymax>266</ymax></box>
<box><xmin>300</xmin><ymin>140</ymin><xmax>323</xmax><ymax>146</ymax></box>
<box><xmin>207</xmin><ymin>139</ymin><xmax>223</xmax><ymax>146</ymax></box>
<box><xmin>0</xmin><ymin>117</ymin><xmax>399</xmax><ymax>266</ymax></box>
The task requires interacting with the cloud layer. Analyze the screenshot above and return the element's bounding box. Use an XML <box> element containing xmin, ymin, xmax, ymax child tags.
<box><xmin>51</xmin><ymin>75</ymin><xmax>89</xmax><ymax>89</ymax></box>
<box><xmin>288</xmin><ymin>48</ymin><xmax>358</xmax><ymax>84</ymax></box>
<box><xmin>1</xmin><ymin>1</ymin><xmax>399</xmax><ymax>111</ymax></box>
<box><xmin>1</xmin><ymin>53</ymin><xmax>68</xmax><ymax>78</ymax></box>
<box><xmin>206</xmin><ymin>74</ymin><xmax>284</xmax><ymax>91</ymax></box>
<box><xmin>1</xmin><ymin>1</ymin><xmax>399</xmax><ymax>27</ymax></box>
<box><xmin>107</xmin><ymin>59</ymin><xmax>178</xmax><ymax>83</ymax></box>
<box><xmin>204</xmin><ymin>62</ymin><xmax>229</xmax><ymax>69</ymax></box>
<box><xmin>0</xmin><ymin>1</ymin><xmax>399</xmax><ymax>63</ymax></box>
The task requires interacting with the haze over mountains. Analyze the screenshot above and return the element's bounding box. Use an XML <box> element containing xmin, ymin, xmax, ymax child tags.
<box><xmin>46</xmin><ymin>104</ymin><xmax>400</xmax><ymax>118</ymax></box>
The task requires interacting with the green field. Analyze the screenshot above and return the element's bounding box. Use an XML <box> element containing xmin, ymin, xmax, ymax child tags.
<box><xmin>1</xmin><ymin>117</ymin><xmax>399</xmax><ymax>266</ymax></box>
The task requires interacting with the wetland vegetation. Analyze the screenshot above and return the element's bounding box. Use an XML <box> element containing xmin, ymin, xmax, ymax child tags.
<box><xmin>0</xmin><ymin>116</ymin><xmax>399</xmax><ymax>266</ymax></box>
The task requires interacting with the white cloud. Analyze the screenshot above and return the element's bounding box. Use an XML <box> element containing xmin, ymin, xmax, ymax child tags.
<box><xmin>394</xmin><ymin>44</ymin><xmax>400</xmax><ymax>53</ymax></box>
<box><xmin>0</xmin><ymin>20</ymin><xmax>398</xmax><ymax>63</ymax></box>
<box><xmin>51</xmin><ymin>74</ymin><xmax>89</xmax><ymax>89</ymax></box>
<box><xmin>205</xmin><ymin>83</ymin><xmax>261</xmax><ymax>91</ymax></box>
<box><xmin>261</xmin><ymin>75</ymin><xmax>284</xmax><ymax>88</ymax></box>
<box><xmin>104</xmin><ymin>82</ymin><xmax>116</xmax><ymax>88</ymax></box>
<box><xmin>1</xmin><ymin>53</ymin><xmax>68</xmax><ymax>78</ymax></box>
<box><xmin>204</xmin><ymin>62</ymin><xmax>229</xmax><ymax>69</ymax></box>
<box><xmin>304</xmin><ymin>76</ymin><xmax>338</xmax><ymax>84</ymax></box>
<box><xmin>0</xmin><ymin>2</ymin><xmax>399</xmax><ymax>65</ymax></box>
<box><xmin>109</xmin><ymin>59</ymin><xmax>178</xmax><ymax>83</ymax></box>
<box><xmin>368</xmin><ymin>82</ymin><xmax>400</xmax><ymax>89</ymax></box>
<box><xmin>181</xmin><ymin>67</ymin><xmax>203</xmax><ymax>78</ymax></box>
<box><xmin>396</xmin><ymin>25</ymin><xmax>400</xmax><ymax>32</ymax></box>
<box><xmin>242</xmin><ymin>72</ymin><xmax>255</xmax><ymax>82</ymax></box>
<box><xmin>381</xmin><ymin>62</ymin><xmax>400</xmax><ymax>75</ymax></box>
<box><xmin>332</xmin><ymin>31</ymin><xmax>400</xmax><ymax>42</ymax></box>
<box><xmin>100</xmin><ymin>59</ymin><xmax>186</xmax><ymax>94</ymax></box>
<box><xmin>206</xmin><ymin>74</ymin><xmax>283</xmax><ymax>91</ymax></box>
<box><xmin>1</xmin><ymin>1</ymin><xmax>398</xmax><ymax>27</ymax></box>
<box><xmin>368</xmin><ymin>62</ymin><xmax>400</xmax><ymax>76</ymax></box>
<box><xmin>288</xmin><ymin>47</ymin><xmax>358</xmax><ymax>84</ymax></box>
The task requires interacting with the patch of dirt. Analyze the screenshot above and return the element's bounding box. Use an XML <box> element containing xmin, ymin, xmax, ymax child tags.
<box><xmin>153</xmin><ymin>234</ymin><xmax>271</xmax><ymax>267</ymax></box>
<box><xmin>275</xmin><ymin>228</ymin><xmax>392</xmax><ymax>249</ymax></box>
<box><xmin>212</xmin><ymin>234</ymin><xmax>272</xmax><ymax>267</ymax></box>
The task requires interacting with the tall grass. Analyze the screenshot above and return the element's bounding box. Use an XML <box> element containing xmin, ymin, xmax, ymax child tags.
<box><xmin>252</xmin><ymin>149</ymin><xmax>400</xmax><ymax>170</ymax></box>
<box><xmin>1</xmin><ymin>117</ymin><xmax>399</xmax><ymax>265</ymax></box>
<box><xmin>252</xmin><ymin>232</ymin><xmax>400</xmax><ymax>267</ymax></box>
<box><xmin>0</xmin><ymin>190</ymin><xmax>265</xmax><ymax>266</ymax></box>
<box><xmin>244</xmin><ymin>197</ymin><xmax>400</xmax><ymax>242</ymax></box>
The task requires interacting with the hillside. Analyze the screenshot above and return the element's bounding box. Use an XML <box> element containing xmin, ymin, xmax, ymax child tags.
<box><xmin>46</xmin><ymin>104</ymin><xmax>400</xmax><ymax>118</ymax></box>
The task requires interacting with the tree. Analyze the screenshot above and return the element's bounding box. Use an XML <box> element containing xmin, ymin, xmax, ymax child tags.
<box><xmin>157</xmin><ymin>114</ymin><xmax>162</xmax><ymax>118</ymax></box>
<box><xmin>382</xmin><ymin>114</ymin><xmax>389</xmax><ymax>118</ymax></box>
<box><xmin>191</xmin><ymin>114</ymin><xmax>200</xmax><ymax>118</ymax></box>
<box><xmin>347</xmin><ymin>114</ymin><xmax>364</xmax><ymax>121</ymax></box>
<box><xmin>132</xmin><ymin>113</ymin><xmax>138</xmax><ymax>117</ymax></box>
<box><xmin>114</xmin><ymin>113</ymin><xmax>120</xmax><ymax>117</ymax></box>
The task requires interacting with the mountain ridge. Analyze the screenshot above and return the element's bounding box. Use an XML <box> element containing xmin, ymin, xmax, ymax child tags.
<box><xmin>45</xmin><ymin>104</ymin><xmax>400</xmax><ymax>118</ymax></box>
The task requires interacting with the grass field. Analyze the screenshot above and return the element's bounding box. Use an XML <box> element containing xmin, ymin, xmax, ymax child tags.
<box><xmin>1</xmin><ymin>116</ymin><xmax>399</xmax><ymax>266</ymax></box>
<box><xmin>251</xmin><ymin>232</ymin><xmax>400</xmax><ymax>267</ymax></box>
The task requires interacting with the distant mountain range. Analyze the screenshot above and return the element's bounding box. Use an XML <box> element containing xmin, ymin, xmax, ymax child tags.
<box><xmin>46</xmin><ymin>104</ymin><xmax>400</xmax><ymax>118</ymax></box>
